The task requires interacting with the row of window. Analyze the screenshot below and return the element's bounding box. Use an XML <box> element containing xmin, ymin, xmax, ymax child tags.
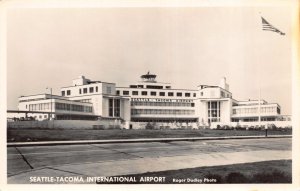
<box><xmin>242</xmin><ymin>118</ymin><xmax>258</xmax><ymax>122</ymax></box>
<box><xmin>131</xmin><ymin>109</ymin><xmax>195</xmax><ymax>115</ymax></box>
<box><xmin>79</xmin><ymin>99</ymin><xmax>92</xmax><ymax>103</ymax></box>
<box><xmin>129</xmin><ymin>85</ymin><xmax>171</xmax><ymax>89</ymax></box>
<box><xmin>28</xmin><ymin>102</ymin><xmax>92</xmax><ymax>113</ymax></box>
<box><xmin>131</xmin><ymin>101</ymin><xmax>195</xmax><ymax>107</ymax></box>
<box><xmin>260</xmin><ymin>107</ymin><xmax>277</xmax><ymax>113</ymax></box>
<box><xmin>233</xmin><ymin>117</ymin><xmax>277</xmax><ymax>122</ymax></box>
<box><xmin>233</xmin><ymin>108</ymin><xmax>257</xmax><ymax>114</ymax></box>
<box><xmin>261</xmin><ymin>117</ymin><xmax>276</xmax><ymax>121</ymax></box>
<box><xmin>117</xmin><ymin>90</ymin><xmax>196</xmax><ymax>97</ymax></box>
<box><xmin>208</xmin><ymin>118</ymin><xmax>220</xmax><ymax>123</ymax></box>
<box><xmin>28</xmin><ymin>103</ymin><xmax>51</xmax><ymax>111</ymax></box>
<box><xmin>61</xmin><ymin>90</ymin><xmax>71</xmax><ymax>96</ymax></box>
<box><xmin>55</xmin><ymin>103</ymin><xmax>93</xmax><ymax>113</ymax></box>
<box><xmin>61</xmin><ymin>86</ymin><xmax>99</xmax><ymax>96</ymax></box>
<box><xmin>233</xmin><ymin>107</ymin><xmax>278</xmax><ymax>115</ymax></box>
<box><xmin>220</xmin><ymin>91</ymin><xmax>231</xmax><ymax>98</ymax></box>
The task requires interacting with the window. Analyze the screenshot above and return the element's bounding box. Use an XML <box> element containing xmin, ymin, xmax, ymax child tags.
<box><xmin>201</xmin><ymin>92</ymin><xmax>203</xmax><ymax>96</ymax></box>
<box><xmin>146</xmin><ymin>85</ymin><xmax>163</xmax><ymax>89</ymax></box>
<box><xmin>142</xmin><ymin>91</ymin><xmax>147</xmax><ymax>96</ymax></box>
<box><xmin>79</xmin><ymin>89</ymin><xmax>82</xmax><ymax>94</ymax></box>
<box><xmin>151</xmin><ymin>91</ymin><xmax>156</xmax><ymax>96</ymax></box>
<box><xmin>193</xmin><ymin>93</ymin><xmax>196</xmax><ymax>97</ymax></box>
<box><xmin>116</xmin><ymin>90</ymin><xmax>120</xmax><ymax>95</ymax></box>
<box><xmin>132</xmin><ymin>91</ymin><xmax>138</xmax><ymax>95</ymax></box>
<box><xmin>67</xmin><ymin>90</ymin><xmax>71</xmax><ymax>95</ymax></box>
<box><xmin>168</xmin><ymin>92</ymin><xmax>174</xmax><ymax>97</ymax></box>
<box><xmin>177</xmin><ymin>92</ymin><xmax>182</xmax><ymax>97</ymax></box>
<box><xmin>232</xmin><ymin>118</ymin><xmax>239</xmax><ymax>122</ymax></box>
<box><xmin>90</xmin><ymin>87</ymin><xmax>94</xmax><ymax>93</ymax></box>
<box><xmin>62</xmin><ymin>91</ymin><xmax>65</xmax><ymax>96</ymax></box>
<box><xmin>96</xmin><ymin>86</ymin><xmax>98</xmax><ymax>92</ymax></box>
<box><xmin>221</xmin><ymin>91</ymin><xmax>225</xmax><ymax>98</ymax></box>
<box><xmin>109</xmin><ymin>99</ymin><xmax>113</xmax><ymax>117</ymax></box>
<box><xmin>191</xmin><ymin>103</ymin><xmax>195</xmax><ymax>107</ymax></box>
<box><xmin>208</xmin><ymin>101</ymin><xmax>220</xmax><ymax>123</ymax></box>
<box><xmin>83</xmin><ymin>88</ymin><xmax>87</xmax><ymax>94</ymax></box>
<box><xmin>159</xmin><ymin>92</ymin><xmax>165</xmax><ymax>96</ymax></box>
<box><xmin>233</xmin><ymin>109</ymin><xmax>236</xmax><ymax>114</ymax></box>
<box><xmin>106</xmin><ymin>86</ymin><xmax>111</xmax><ymax>94</ymax></box>
<box><xmin>185</xmin><ymin>93</ymin><xmax>190</xmax><ymax>97</ymax></box>
<box><xmin>114</xmin><ymin>99</ymin><xmax>120</xmax><ymax>117</ymax></box>
<box><xmin>123</xmin><ymin>91</ymin><xmax>129</xmax><ymax>95</ymax></box>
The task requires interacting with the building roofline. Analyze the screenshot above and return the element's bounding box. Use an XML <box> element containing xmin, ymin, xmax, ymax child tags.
<box><xmin>198</xmin><ymin>98</ymin><xmax>232</xmax><ymax>101</ymax></box>
<box><xmin>233</xmin><ymin>103</ymin><xmax>281</xmax><ymax>107</ymax></box>
<box><xmin>19</xmin><ymin>94</ymin><xmax>62</xmax><ymax>98</ymax></box>
<box><xmin>231</xmin><ymin>115</ymin><xmax>281</xmax><ymax>118</ymax></box>
<box><xmin>116</xmin><ymin>87</ymin><xmax>198</xmax><ymax>91</ymax></box>
<box><xmin>231</xmin><ymin>98</ymin><xmax>239</xmax><ymax>102</ymax></box>
<box><xmin>236</xmin><ymin>99</ymin><xmax>267</xmax><ymax>102</ymax></box>
<box><xmin>60</xmin><ymin>81</ymin><xmax>115</xmax><ymax>88</ymax></box>
<box><xmin>198</xmin><ymin>85</ymin><xmax>232</xmax><ymax>94</ymax></box>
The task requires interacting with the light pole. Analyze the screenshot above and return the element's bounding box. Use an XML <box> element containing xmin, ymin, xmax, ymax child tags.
<box><xmin>46</xmin><ymin>87</ymin><xmax>52</xmax><ymax>120</ymax></box>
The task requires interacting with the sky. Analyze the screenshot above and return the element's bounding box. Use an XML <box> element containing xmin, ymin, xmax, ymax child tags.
<box><xmin>6</xmin><ymin>6</ymin><xmax>293</xmax><ymax>114</ymax></box>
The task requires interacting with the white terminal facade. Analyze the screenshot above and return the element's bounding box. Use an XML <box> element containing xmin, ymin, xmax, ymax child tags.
<box><xmin>17</xmin><ymin>72</ymin><xmax>291</xmax><ymax>129</ymax></box>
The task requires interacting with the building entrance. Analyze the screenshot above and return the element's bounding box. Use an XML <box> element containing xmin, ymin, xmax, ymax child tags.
<box><xmin>208</xmin><ymin>101</ymin><xmax>220</xmax><ymax>123</ymax></box>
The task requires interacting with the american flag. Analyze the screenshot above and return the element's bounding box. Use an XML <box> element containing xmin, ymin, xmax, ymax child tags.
<box><xmin>261</xmin><ymin>17</ymin><xmax>285</xmax><ymax>35</ymax></box>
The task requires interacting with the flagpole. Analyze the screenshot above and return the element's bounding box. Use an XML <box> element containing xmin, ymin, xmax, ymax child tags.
<box><xmin>258</xmin><ymin>12</ymin><xmax>262</xmax><ymax>130</ymax></box>
<box><xmin>258</xmin><ymin>13</ymin><xmax>285</xmax><ymax>135</ymax></box>
<box><xmin>258</xmin><ymin>87</ymin><xmax>261</xmax><ymax>129</ymax></box>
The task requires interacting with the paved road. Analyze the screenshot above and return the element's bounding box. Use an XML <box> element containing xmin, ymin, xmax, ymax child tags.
<box><xmin>7</xmin><ymin>138</ymin><xmax>291</xmax><ymax>184</ymax></box>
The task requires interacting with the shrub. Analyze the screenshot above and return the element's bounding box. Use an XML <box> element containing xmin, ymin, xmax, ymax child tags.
<box><xmin>145</xmin><ymin>122</ymin><xmax>155</xmax><ymax>129</ymax></box>
<box><xmin>267</xmin><ymin>124</ymin><xmax>277</xmax><ymax>130</ymax></box>
<box><xmin>251</xmin><ymin>170</ymin><xmax>291</xmax><ymax>183</ymax></box>
<box><xmin>236</xmin><ymin>126</ymin><xmax>246</xmax><ymax>130</ymax></box>
<box><xmin>225</xmin><ymin>172</ymin><xmax>249</xmax><ymax>183</ymax></box>
<box><xmin>108</xmin><ymin>125</ymin><xmax>121</xmax><ymax>129</ymax></box>
<box><xmin>92</xmin><ymin>125</ymin><xmax>105</xmax><ymax>130</ymax></box>
<box><xmin>224</xmin><ymin>125</ymin><xmax>234</xmax><ymax>130</ymax></box>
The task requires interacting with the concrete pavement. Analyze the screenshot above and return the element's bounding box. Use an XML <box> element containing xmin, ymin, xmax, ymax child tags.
<box><xmin>7</xmin><ymin>138</ymin><xmax>292</xmax><ymax>184</ymax></box>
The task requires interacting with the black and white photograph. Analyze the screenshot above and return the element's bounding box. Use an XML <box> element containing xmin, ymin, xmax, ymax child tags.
<box><xmin>1</xmin><ymin>0</ymin><xmax>300</xmax><ymax>190</ymax></box>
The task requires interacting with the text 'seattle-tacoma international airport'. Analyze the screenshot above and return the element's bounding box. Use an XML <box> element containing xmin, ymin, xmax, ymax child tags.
<box><xmin>8</xmin><ymin>72</ymin><xmax>292</xmax><ymax>129</ymax></box>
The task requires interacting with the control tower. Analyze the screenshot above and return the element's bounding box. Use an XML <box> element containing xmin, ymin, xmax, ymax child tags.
<box><xmin>140</xmin><ymin>71</ymin><xmax>157</xmax><ymax>83</ymax></box>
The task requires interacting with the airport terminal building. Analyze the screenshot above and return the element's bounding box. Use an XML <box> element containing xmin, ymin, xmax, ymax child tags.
<box><xmin>14</xmin><ymin>73</ymin><xmax>291</xmax><ymax>129</ymax></box>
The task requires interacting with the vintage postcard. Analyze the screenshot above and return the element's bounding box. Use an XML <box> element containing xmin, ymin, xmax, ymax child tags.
<box><xmin>1</xmin><ymin>0</ymin><xmax>299</xmax><ymax>191</ymax></box>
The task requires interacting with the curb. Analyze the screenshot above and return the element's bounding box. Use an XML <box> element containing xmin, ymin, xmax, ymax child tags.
<box><xmin>7</xmin><ymin>135</ymin><xmax>292</xmax><ymax>147</ymax></box>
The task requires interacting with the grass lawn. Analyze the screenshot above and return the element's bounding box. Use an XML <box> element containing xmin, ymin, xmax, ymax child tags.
<box><xmin>106</xmin><ymin>160</ymin><xmax>292</xmax><ymax>184</ymax></box>
<box><xmin>7</xmin><ymin>129</ymin><xmax>292</xmax><ymax>142</ymax></box>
